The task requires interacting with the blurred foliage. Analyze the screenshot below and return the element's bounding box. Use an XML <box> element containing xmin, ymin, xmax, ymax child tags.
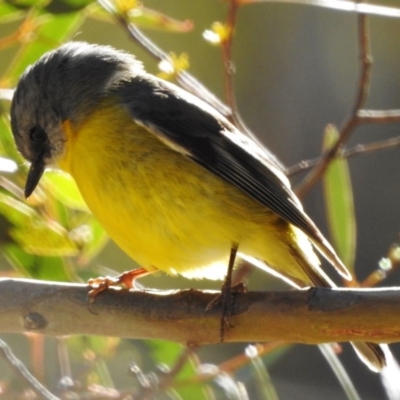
<box><xmin>0</xmin><ymin>0</ymin><xmax>400</xmax><ymax>399</ymax></box>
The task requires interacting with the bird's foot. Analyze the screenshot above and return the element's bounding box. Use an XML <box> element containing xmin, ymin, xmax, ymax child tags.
<box><xmin>87</xmin><ymin>267</ymin><xmax>150</xmax><ymax>301</ymax></box>
<box><xmin>206</xmin><ymin>282</ymin><xmax>247</xmax><ymax>341</ymax></box>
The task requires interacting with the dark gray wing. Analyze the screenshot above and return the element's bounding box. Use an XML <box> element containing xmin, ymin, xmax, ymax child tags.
<box><xmin>114</xmin><ymin>75</ymin><xmax>350</xmax><ymax>280</ymax></box>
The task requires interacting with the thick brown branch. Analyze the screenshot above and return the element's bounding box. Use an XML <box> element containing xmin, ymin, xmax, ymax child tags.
<box><xmin>0</xmin><ymin>278</ymin><xmax>399</xmax><ymax>345</ymax></box>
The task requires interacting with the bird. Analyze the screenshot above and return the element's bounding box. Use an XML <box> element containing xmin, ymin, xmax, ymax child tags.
<box><xmin>10</xmin><ymin>41</ymin><xmax>386</xmax><ymax>371</ymax></box>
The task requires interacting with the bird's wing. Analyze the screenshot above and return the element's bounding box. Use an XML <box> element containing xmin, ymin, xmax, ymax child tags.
<box><xmin>115</xmin><ymin>75</ymin><xmax>351</xmax><ymax>280</ymax></box>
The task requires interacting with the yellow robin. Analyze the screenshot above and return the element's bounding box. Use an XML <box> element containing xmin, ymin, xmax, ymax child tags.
<box><xmin>10</xmin><ymin>42</ymin><xmax>386</xmax><ymax>371</ymax></box>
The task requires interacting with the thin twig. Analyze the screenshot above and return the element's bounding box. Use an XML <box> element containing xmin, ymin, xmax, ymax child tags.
<box><xmin>238</xmin><ymin>0</ymin><xmax>400</xmax><ymax>19</ymax></box>
<box><xmin>343</xmin><ymin>136</ymin><xmax>400</xmax><ymax>158</ymax></box>
<box><xmin>0</xmin><ymin>338</ymin><xmax>60</xmax><ymax>400</ymax></box>
<box><xmin>28</xmin><ymin>333</ymin><xmax>45</xmax><ymax>384</ymax></box>
<box><xmin>296</xmin><ymin>9</ymin><xmax>372</xmax><ymax>197</ymax></box>
<box><xmin>97</xmin><ymin>0</ymin><xmax>231</xmax><ymax>118</ymax></box>
<box><xmin>219</xmin><ymin>0</ymin><xmax>268</xmax><ymax>148</ymax></box>
<box><xmin>357</xmin><ymin>109</ymin><xmax>400</xmax><ymax>123</ymax></box>
<box><xmin>57</xmin><ymin>337</ymin><xmax>73</xmax><ymax>388</ymax></box>
<box><xmin>157</xmin><ymin>347</ymin><xmax>195</xmax><ymax>392</ymax></box>
<box><xmin>221</xmin><ymin>0</ymin><xmax>239</xmax><ymax>125</ymax></box>
<box><xmin>172</xmin><ymin>342</ymin><xmax>285</xmax><ymax>389</ymax></box>
<box><xmin>219</xmin><ymin>342</ymin><xmax>284</xmax><ymax>373</ymax></box>
<box><xmin>318</xmin><ymin>344</ymin><xmax>361</xmax><ymax>400</ymax></box>
<box><xmin>287</xmin><ymin>135</ymin><xmax>400</xmax><ymax>175</ymax></box>
<box><xmin>98</xmin><ymin>0</ymin><xmax>272</xmax><ymax>152</ymax></box>
<box><xmin>0</xmin><ymin>176</ymin><xmax>24</xmax><ymax>199</ymax></box>
<box><xmin>361</xmin><ymin>244</ymin><xmax>400</xmax><ymax>288</ymax></box>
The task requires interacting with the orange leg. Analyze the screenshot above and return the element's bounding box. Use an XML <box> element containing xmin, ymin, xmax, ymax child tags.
<box><xmin>88</xmin><ymin>267</ymin><xmax>151</xmax><ymax>300</ymax></box>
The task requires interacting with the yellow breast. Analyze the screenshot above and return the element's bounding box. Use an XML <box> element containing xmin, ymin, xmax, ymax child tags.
<box><xmin>57</xmin><ymin>99</ymin><xmax>315</xmax><ymax>283</ymax></box>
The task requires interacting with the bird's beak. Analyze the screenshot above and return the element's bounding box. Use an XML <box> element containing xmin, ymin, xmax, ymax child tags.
<box><xmin>25</xmin><ymin>152</ymin><xmax>46</xmax><ymax>198</ymax></box>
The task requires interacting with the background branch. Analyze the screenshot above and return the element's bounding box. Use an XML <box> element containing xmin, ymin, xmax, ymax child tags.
<box><xmin>98</xmin><ymin>0</ymin><xmax>232</xmax><ymax>118</ymax></box>
<box><xmin>287</xmin><ymin>135</ymin><xmax>400</xmax><ymax>176</ymax></box>
<box><xmin>296</xmin><ymin>12</ymin><xmax>372</xmax><ymax>197</ymax></box>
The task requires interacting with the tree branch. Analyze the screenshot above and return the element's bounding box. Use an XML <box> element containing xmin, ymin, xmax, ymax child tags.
<box><xmin>97</xmin><ymin>0</ymin><xmax>231</xmax><ymax>118</ymax></box>
<box><xmin>296</xmin><ymin>11</ymin><xmax>372</xmax><ymax>197</ymax></box>
<box><xmin>287</xmin><ymin>135</ymin><xmax>400</xmax><ymax>176</ymax></box>
<box><xmin>1</xmin><ymin>278</ymin><xmax>399</xmax><ymax>345</ymax></box>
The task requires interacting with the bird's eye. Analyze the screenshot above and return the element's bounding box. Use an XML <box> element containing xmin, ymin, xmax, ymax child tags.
<box><xmin>29</xmin><ymin>126</ymin><xmax>47</xmax><ymax>143</ymax></box>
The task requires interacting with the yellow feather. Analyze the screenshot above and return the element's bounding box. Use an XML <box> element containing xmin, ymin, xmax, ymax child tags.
<box><xmin>58</xmin><ymin>99</ymin><xmax>321</xmax><ymax>283</ymax></box>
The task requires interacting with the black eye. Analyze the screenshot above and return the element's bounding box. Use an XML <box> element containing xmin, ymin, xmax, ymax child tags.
<box><xmin>29</xmin><ymin>126</ymin><xmax>47</xmax><ymax>143</ymax></box>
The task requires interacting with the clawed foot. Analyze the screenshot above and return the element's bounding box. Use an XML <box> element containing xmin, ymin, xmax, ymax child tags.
<box><xmin>87</xmin><ymin>267</ymin><xmax>150</xmax><ymax>302</ymax></box>
<box><xmin>206</xmin><ymin>282</ymin><xmax>247</xmax><ymax>341</ymax></box>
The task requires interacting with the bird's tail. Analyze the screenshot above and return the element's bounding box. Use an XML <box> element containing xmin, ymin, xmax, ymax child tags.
<box><xmin>288</xmin><ymin>238</ymin><xmax>387</xmax><ymax>372</ymax></box>
<box><xmin>352</xmin><ymin>342</ymin><xmax>386</xmax><ymax>372</ymax></box>
<box><xmin>241</xmin><ymin>228</ymin><xmax>387</xmax><ymax>372</ymax></box>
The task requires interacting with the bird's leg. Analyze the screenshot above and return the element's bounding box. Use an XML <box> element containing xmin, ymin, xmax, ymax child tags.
<box><xmin>220</xmin><ymin>243</ymin><xmax>239</xmax><ymax>340</ymax></box>
<box><xmin>207</xmin><ymin>243</ymin><xmax>239</xmax><ymax>341</ymax></box>
<box><xmin>87</xmin><ymin>267</ymin><xmax>151</xmax><ymax>301</ymax></box>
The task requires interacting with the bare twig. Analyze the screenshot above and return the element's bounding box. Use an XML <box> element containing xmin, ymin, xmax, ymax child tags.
<box><xmin>318</xmin><ymin>344</ymin><xmax>361</xmax><ymax>400</ymax></box>
<box><xmin>0</xmin><ymin>338</ymin><xmax>60</xmax><ymax>400</ymax></box>
<box><xmin>218</xmin><ymin>0</ymin><xmax>269</xmax><ymax>148</ymax></box>
<box><xmin>219</xmin><ymin>342</ymin><xmax>284</xmax><ymax>373</ymax></box>
<box><xmin>27</xmin><ymin>333</ymin><xmax>45</xmax><ymax>383</ymax></box>
<box><xmin>361</xmin><ymin>244</ymin><xmax>400</xmax><ymax>288</ymax></box>
<box><xmin>342</xmin><ymin>137</ymin><xmax>400</xmax><ymax>158</ymax></box>
<box><xmin>156</xmin><ymin>347</ymin><xmax>195</xmax><ymax>394</ymax></box>
<box><xmin>97</xmin><ymin>0</ymin><xmax>231</xmax><ymax>118</ymax></box>
<box><xmin>296</xmin><ymin>10</ymin><xmax>372</xmax><ymax>197</ymax></box>
<box><xmin>98</xmin><ymin>0</ymin><xmax>273</xmax><ymax>153</ymax></box>
<box><xmin>287</xmin><ymin>135</ymin><xmax>400</xmax><ymax>175</ymax></box>
<box><xmin>57</xmin><ymin>337</ymin><xmax>73</xmax><ymax>388</ymax></box>
<box><xmin>238</xmin><ymin>0</ymin><xmax>400</xmax><ymax>18</ymax></box>
<box><xmin>172</xmin><ymin>342</ymin><xmax>285</xmax><ymax>389</ymax></box>
<box><xmin>357</xmin><ymin>109</ymin><xmax>400</xmax><ymax>123</ymax></box>
<box><xmin>220</xmin><ymin>0</ymin><xmax>240</xmax><ymax>125</ymax></box>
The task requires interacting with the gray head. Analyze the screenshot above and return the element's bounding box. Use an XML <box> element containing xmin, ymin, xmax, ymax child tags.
<box><xmin>10</xmin><ymin>41</ymin><xmax>144</xmax><ymax>197</ymax></box>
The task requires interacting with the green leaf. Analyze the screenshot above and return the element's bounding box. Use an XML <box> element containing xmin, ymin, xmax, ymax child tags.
<box><xmin>4</xmin><ymin>244</ymin><xmax>73</xmax><ymax>281</ymax></box>
<box><xmin>262</xmin><ymin>344</ymin><xmax>290</xmax><ymax>367</ymax></box>
<box><xmin>0</xmin><ymin>3</ymin><xmax>26</xmax><ymax>20</ymax></box>
<box><xmin>144</xmin><ymin>340</ymin><xmax>208</xmax><ymax>399</ymax></box>
<box><xmin>3</xmin><ymin>0</ymin><xmax>46</xmax><ymax>11</ymax></box>
<box><xmin>322</xmin><ymin>124</ymin><xmax>356</xmax><ymax>271</ymax></box>
<box><xmin>44</xmin><ymin>0</ymin><xmax>95</xmax><ymax>14</ymax></box>
<box><xmin>41</xmin><ymin>170</ymin><xmax>88</xmax><ymax>211</ymax></box>
<box><xmin>0</xmin><ymin>115</ymin><xmax>23</xmax><ymax>163</ymax></box>
<box><xmin>68</xmin><ymin>336</ymin><xmax>121</xmax><ymax>360</ymax></box>
<box><xmin>0</xmin><ymin>192</ymin><xmax>79</xmax><ymax>256</ymax></box>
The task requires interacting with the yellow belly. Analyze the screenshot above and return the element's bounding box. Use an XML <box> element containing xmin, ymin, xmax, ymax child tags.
<box><xmin>57</xmin><ymin>99</ymin><xmax>316</xmax><ymax>282</ymax></box>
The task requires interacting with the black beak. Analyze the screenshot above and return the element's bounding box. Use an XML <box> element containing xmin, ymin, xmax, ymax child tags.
<box><xmin>25</xmin><ymin>152</ymin><xmax>46</xmax><ymax>198</ymax></box>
